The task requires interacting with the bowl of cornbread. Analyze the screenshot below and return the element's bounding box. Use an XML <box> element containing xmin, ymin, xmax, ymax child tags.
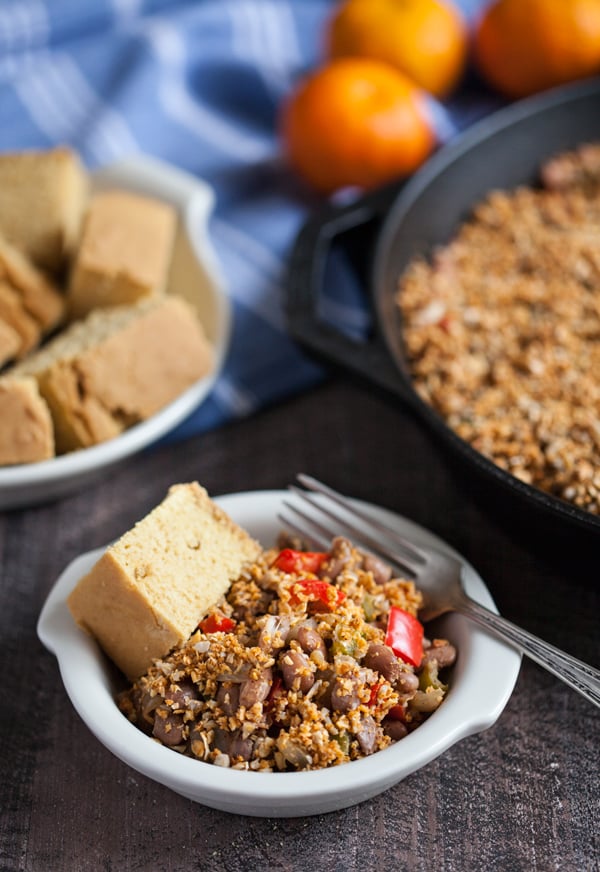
<box><xmin>0</xmin><ymin>147</ymin><xmax>230</xmax><ymax>509</ymax></box>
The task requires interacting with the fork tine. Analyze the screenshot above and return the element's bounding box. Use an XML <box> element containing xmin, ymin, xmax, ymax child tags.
<box><xmin>279</xmin><ymin>500</ymin><xmax>417</xmax><ymax>579</ymax></box>
<box><xmin>283</xmin><ymin>484</ymin><xmax>422</xmax><ymax>579</ymax></box>
<box><xmin>277</xmin><ymin>505</ymin><xmax>332</xmax><ymax>550</ymax></box>
<box><xmin>296</xmin><ymin>474</ymin><xmax>427</xmax><ymax>568</ymax></box>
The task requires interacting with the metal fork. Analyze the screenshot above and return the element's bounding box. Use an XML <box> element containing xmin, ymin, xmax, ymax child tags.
<box><xmin>279</xmin><ymin>474</ymin><xmax>600</xmax><ymax>708</ymax></box>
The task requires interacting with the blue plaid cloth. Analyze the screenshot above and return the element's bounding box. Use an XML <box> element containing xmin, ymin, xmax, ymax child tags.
<box><xmin>0</xmin><ymin>0</ymin><xmax>502</xmax><ymax>442</ymax></box>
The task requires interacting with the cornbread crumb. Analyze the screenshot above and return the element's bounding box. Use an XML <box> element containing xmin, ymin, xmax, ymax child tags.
<box><xmin>68</xmin><ymin>482</ymin><xmax>262</xmax><ymax>679</ymax></box>
<box><xmin>68</xmin><ymin>190</ymin><xmax>177</xmax><ymax>319</ymax></box>
<box><xmin>0</xmin><ymin>376</ymin><xmax>54</xmax><ymax>464</ymax></box>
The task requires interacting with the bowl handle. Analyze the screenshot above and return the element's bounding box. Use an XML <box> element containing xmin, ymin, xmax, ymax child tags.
<box><xmin>285</xmin><ymin>183</ymin><xmax>414</xmax><ymax>403</ymax></box>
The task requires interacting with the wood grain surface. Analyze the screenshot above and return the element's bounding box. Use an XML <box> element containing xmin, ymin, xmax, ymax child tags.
<box><xmin>1</xmin><ymin>378</ymin><xmax>598</xmax><ymax>872</ymax></box>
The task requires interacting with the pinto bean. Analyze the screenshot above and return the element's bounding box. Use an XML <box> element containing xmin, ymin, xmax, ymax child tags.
<box><xmin>216</xmin><ymin>682</ymin><xmax>240</xmax><ymax>716</ymax></box>
<box><xmin>322</xmin><ymin>536</ymin><xmax>354</xmax><ymax>580</ymax></box>
<box><xmin>164</xmin><ymin>678</ymin><xmax>199</xmax><ymax>708</ymax></box>
<box><xmin>239</xmin><ymin>668</ymin><xmax>273</xmax><ymax>707</ymax></box>
<box><xmin>229</xmin><ymin>732</ymin><xmax>254</xmax><ymax>762</ymax></box>
<box><xmin>295</xmin><ymin>626</ymin><xmax>327</xmax><ymax>658</ymax></box>
<box><xmin>279</xmin><ymin>650</ymin><xmax>315</xmax><ymax>693</ymax></box>
<box><xmin>315</xmin><ymin>670</ymin><xmax>334</xmax><ymax>709</ymax></box>
<box><xmin>331</xmin><ymin>675</ymin><xmax>360</xmax><ymax>712</ymax></box>
<box><xmin>152</xmin><ymin>705</ymin><xmax>185</xmax><ymax>746</ymax></box>
<box><xmin>212</xmin><ymin>727</ymin><xmax>231</xmax><ymax>754</ymax></box>
<box><xmin>421</xmin><ymin>642</ymin><xmax>457</xmax><ymax>670</ymax></box>
<box><xmin>363</xmin><ymin>643</ymin><xmax>401</xmax><ymax>683</ymax></box>
<box><xmin>383</xmin><ymin>718</ymin><xmax>408</xmax><ymax>741</ymax></box>
<box><xmin>134</xmin><ymin>689</ymin><xmax>163</xmax><ymax>732</ymax></box>
<box><xmin>361</xmin><ymin>554</ymin><xmax>392</xmax><ymax>585</ymax></box>
<box><xmin>395</xmin><ymin>671</ymin><xmax>419</xmax><ymax>695</ymax></box>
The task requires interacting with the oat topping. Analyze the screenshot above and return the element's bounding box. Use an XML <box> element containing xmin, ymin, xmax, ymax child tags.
<box><xmin>396</xmin><ymin>143</ymin><xmax>600</xmax><ymax>514</ymax></box>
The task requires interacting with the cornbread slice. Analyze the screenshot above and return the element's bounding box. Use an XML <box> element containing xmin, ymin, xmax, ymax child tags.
<box><xmin>0</xmin><ymin>233</ymin><xmax>65</xmax><ymax>333</ymax></box>
<box><xmin>0</xmin><ymin>282</ymin><xmax>40</xmax><ymax>357</ymax></box>
<box><xmin>0</xmin><ymin>147</ymin><xmax>87</xmax><ymax>273</ymax></box>
<box><xmin>0</xmin><ymin>320</ymin><xmax>20</xmax><ymax>367</ymax></box>
<box><xmin>13</xmin><ymin>294</ymin><xmax>212</xmax><ymax>454</ymax></box>
<box><xmin>68</xmin><ymin>482</ymin><xmax>261</xmax><ymax>679</ymax></box>
<box><xmin>0</xmin><ymin>376</ymin><xmax>54</xmax><ymax>464</ymax></box>
<box><xmin>68</xmin><ymin>190</ymin><xmax>177</xmax><ymax>319</ymax></box>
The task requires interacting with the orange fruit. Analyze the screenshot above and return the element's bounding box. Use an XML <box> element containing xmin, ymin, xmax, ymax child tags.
<box><xmin>327</xmin><ymin>0</ymin><xmax>468</xmax><ymax>99</ymax></box>
<box><xmin>474</xmin><ymin>0</ymin><xmax>600</xmax><ymax>99</ymax></box>
<box><xmin>281</xmin><ymin>58</ymin><xmax>436</xmax><ymax>193</ymax></box>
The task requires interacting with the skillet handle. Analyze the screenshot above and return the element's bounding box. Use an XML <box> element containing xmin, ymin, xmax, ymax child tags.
<box><xmin>285</xmin><ymin>183</ymin><xmax>414</xmax><ymax>402</ymax></box>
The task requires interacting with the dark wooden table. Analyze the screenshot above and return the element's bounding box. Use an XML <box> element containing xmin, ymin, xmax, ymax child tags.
<box><xmin>1</xmin><ymin>377</ymin><xmax>598</xmax><ymax>872</ymax></box>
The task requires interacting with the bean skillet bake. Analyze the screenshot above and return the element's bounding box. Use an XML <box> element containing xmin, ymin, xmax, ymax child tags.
<box><xmin>396</xmin><ymin>143</ymin><xmax>600</xmax><ymax>515</ymax></box>
<box><xmin>119</xmin><ymin>536</ymin><xmax>457</xmax><ymax>772</ymax></box>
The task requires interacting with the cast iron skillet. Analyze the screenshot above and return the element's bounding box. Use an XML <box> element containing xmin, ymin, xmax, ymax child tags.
<box><xmin>286</xmin><ymin>77</ymin><xmax>600</xmax><ymax>538</ymax></box>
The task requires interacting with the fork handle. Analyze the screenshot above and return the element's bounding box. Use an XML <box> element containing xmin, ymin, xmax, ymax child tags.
<box><xmin>459</xmin><ymin>599</ymin><xmax>600</xmax><ymax>708</ymax></box>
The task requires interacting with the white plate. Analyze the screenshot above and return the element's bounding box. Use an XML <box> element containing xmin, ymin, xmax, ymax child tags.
<box><xmin>37</xmin><ymin>489</ymin><xmax>521</xmax><ymax>817</ymax></box>
<box><xmin>0</xmin><ymin>156</ymin><xmax>231</xmax><ymax>509</ymax></box>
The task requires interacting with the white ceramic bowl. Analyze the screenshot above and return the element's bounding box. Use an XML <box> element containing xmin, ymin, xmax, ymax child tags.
<box><xmin>37</xmin><ymin>490</ymin><xmax>521</xmax><ymax>817</ymax></box>
<box><xmin>0</xmin><ymin>156</ymin><xmax>231</xmax><ymax>510</ymax></box>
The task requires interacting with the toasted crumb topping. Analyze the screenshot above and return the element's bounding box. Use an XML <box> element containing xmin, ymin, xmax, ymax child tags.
<box><xmin>396</xmin><ymin>143</ymin><xmax>600</xmax><ymax>515</ymax></box>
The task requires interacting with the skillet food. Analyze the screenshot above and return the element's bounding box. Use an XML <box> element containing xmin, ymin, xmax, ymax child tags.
<box><xmin>396</xmin><ymin>143</ymin><xmax>600</xmax><ymax>516</ymax></box>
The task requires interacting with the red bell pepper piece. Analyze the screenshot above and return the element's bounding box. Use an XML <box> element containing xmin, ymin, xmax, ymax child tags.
<box><xmin>387</xmin><ymin>704</ymin><xmax>407</xmax><ymax>722</ymax></box>
<box><xmin>199</xmin><ymin>613</ymin><xmax>236</xmax><ymax>634</ymax></box>
<box><xmin>368</xmin><ymin>683</ymin><xmax>381</xmax><ymax>706</ymax></box>
<box><xmin>273</xmin><ymin>548</ymin><xmax>328</xmax><ymax>575</ymax></box>
<box><xmin>289</xmin><ymin>578</ymin><xmax>346</xmax><ymax>611</ymax></box>
<box><xmin>385</xmin><ymin>606</ymin><xmax>424</xmax><ymax>667</ymax></box>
